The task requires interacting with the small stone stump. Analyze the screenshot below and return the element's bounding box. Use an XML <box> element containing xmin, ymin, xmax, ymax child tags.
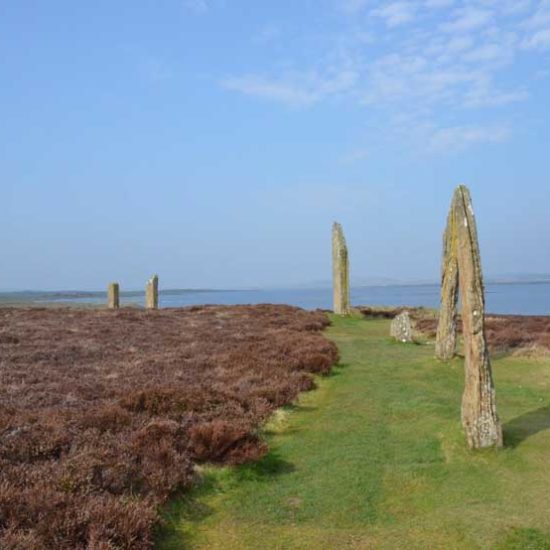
<box><xmin>390</xmin><ymin>311</ymin><xmax>414</xmax><ymax>343</ymax></box>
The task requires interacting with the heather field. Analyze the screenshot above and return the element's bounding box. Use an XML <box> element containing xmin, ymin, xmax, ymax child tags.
<box><xmin>0</xmin><ymin>305</ymin><xmax>338</xmax><ymax>549</ymax></box>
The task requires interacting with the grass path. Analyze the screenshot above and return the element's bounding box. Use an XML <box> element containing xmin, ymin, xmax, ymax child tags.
<box><xmin>159</xmin><ymin>316</ymin><xmax>550</xmax><ymax>549</ymax></box>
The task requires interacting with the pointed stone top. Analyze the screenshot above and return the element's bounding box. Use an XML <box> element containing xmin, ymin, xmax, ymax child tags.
<box><xmin>455</xmin><ymin>184</ymin><xmax>471</xmax><ymax>195</ymax></box>
<box><xmin>332</xmin><ymin>222</ymin><xmax>346</xmax><ymax>245</ymax></box>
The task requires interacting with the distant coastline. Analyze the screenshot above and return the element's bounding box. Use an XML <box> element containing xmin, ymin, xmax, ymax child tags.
<box><xmin>2</xmin><ymin>276</ymin><xmax>550</xmax><ymax>304</ymax></box>
<box><xmin>1</xmin><ymin>279</ymin><xmax>549</xmax><ymax>316</ymax></box>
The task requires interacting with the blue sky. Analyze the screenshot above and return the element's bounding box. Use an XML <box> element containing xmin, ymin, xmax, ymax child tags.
<box><xmin>1</xmin><ymin>0</ymin><xmax>549</xmax><ymax>290</ymax></box>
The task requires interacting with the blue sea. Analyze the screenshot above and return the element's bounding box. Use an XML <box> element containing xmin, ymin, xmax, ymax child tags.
<box><xmin>9</xmin><ymin>282</ymin><xmax>550</xmax><ymax>316</ymax></box>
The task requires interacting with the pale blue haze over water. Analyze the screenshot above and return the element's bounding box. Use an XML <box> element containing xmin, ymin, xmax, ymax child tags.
<box><xmin>17</xmin><ymin>282</ymin><xmax>550</xmax><ymax>316</ymax></box>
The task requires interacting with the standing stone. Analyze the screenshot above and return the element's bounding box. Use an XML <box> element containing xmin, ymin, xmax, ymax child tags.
<box><xmin>390</xmin><ymin>311</ymin><xmax>414</xmax><ymax>343</ymax></box>
<box><xmin>332</xmin><ymin>222</ymin><xmax>350</xmax><ymax>316</ymax></box>
<box><xmin>436</xmin><ymin>185</ymin><xmax>502</xmax><ymax>449</ymax></box>
<box><xmin>436</xmin><ymin>193</ymin><xmax>459</xmax><ymax>360</ymax></box>
<box><xmin>145</xmin><ymin>274</ymin><xmax>159</xmax><ymax>310</ymax></box>
<box><xmin>107</xmin><ymin>282</ymin><xmax>119</xmax><ymax>309</ymax></box>
<box><xmin>454</xmin><ymin>185</ymin><xmax>502</xmax><ymax>449</ymax></box>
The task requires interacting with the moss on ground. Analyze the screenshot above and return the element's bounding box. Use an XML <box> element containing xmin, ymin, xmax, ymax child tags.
<box><xmin>158</xmin><ymin>316</ymin><xmax>550</xmax><ymax>549</ymax></box>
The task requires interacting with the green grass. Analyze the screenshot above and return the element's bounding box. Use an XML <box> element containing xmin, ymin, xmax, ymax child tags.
<box><xmin>158</xmin><ymin>315</ymin><xmax>550</xmax><ymax>549</ymax></box>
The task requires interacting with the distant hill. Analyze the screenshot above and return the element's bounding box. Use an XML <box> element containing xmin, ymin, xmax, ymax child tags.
<box><xmin>290</xmin><ymin>274</ymin><xmax>550</xmax><ymax>289</ymax></box>
<box><xmin>1</xmin><ymin>275</ymin><xmax>550</xmax><ymax>300</ymax></box>
<box><xmin>485</xmin><ymin>273</ymin><xmax>550</xmax><ymax>284</ymax></box>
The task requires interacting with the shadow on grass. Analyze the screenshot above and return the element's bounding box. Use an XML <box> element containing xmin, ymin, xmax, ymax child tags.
<box><xmin>280</xmin><ymin>403</ymin><xmax>317</xmax><ymax>414</ymax></box>
<box><xmin>494</xmin><ymin>527</ymin><xmax>550</xmax><ymax>549</ymax></box>
<box><xmin>336</xmin><ymin>362</ymin><xmax>351</xmax><ymax>369</ymax></box>
<box><xmin>156</xmin><ymin>450</ymin><xmax>296</xmax><ymax>548</ymax></box>
<box><xmin>387</xmin><ymin>338</ymin><xmax>425</xmax><ymax>347</ymax></box>
<box><xmin>156</xmin><ymin>481</ymin><xmax>216</xmax><ymax>549</ymax></box>
<box><xmin>233</xmin><ymin>449</ymin><xmax>296</xmax><ymax>482</ymax></box>
<box><xmin>504</xmin><ymin>405</ymin><xmax>550</xmax><ymax>447</ymax></box>
<box><xmin>326</xmin><ymin>369</ymin><xmax>344</xmax><ymax>378</ymax></box>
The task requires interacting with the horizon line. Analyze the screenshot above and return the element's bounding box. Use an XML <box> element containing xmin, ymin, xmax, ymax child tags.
<box><xmin>2</xmin><ymin>276</ymin><xmax>550</xmax><ymax>295</ymax></box>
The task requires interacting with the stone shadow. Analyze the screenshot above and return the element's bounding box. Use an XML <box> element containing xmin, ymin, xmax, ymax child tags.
<box><xmin>233</xmin><ymin>449</ymin><xmax>296</xmax><ymax>482</ymax></box>
<box><xmin>504</xmin><ymin>405</ymin><xmax>550</xmax><ymax>447</ymax></box>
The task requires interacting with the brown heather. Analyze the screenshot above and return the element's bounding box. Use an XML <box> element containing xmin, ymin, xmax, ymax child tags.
<box><xmin>416</xmin><ymin>314</ymin><xmax>550</xmax><ymax>354</ymax></box>
<box><xmin>360</xmin><ymin>307</ymin><xmax>550</xmax><ymax>355</ymax></box>
<box><xmin>0</xmin><ymin>305</ymin><xmax>338</xmax><ymax>549</ymax></box>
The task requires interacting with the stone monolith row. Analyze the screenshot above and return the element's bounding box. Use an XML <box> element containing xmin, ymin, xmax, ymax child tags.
<box><xmin>145</xmin><ymin>274</ymin><xmax>159</xmax><ymax>310</ymax></box>
<box><xmin>332</xmin><ymin>222</ymin><xmax>350</xmax><ymax>316</ymax></box>
<box><xmin>107</xmin><ymin>282</ymin><xmax>119</xmax><ymax>309</ymax></box>
<box><xmin>436</xmin><ymin>185</ymin><xmax>502</xmax><ymax>449</ymax></box>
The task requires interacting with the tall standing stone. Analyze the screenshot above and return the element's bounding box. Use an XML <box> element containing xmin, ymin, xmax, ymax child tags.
<box><xmin>454</xmin><ymin>186</ymin><xmax>502</xmax><ymax>449</ymax></box>
<box><xmin>435</xmin><ymin>193</ymin><xmax>459</xmax><ymax>360</ymax></box>
<box><xmin>436</xmin><ymin>185</ymin><xmax>502</xmax><ymax>449</ymax></box>
<box><xmin>332</xmin><ymin>222</ymin><xmax>350</xmax><ymax>316</ymax></box>
<box><xmin>107</xmin><ymin>282</ymin><xmax>119</xmax><ymax>309</ymax></box>
<box><xmin>145</xmin><ymin>274</ymin><xmax>159</xmax><ymax>310</ymax></box>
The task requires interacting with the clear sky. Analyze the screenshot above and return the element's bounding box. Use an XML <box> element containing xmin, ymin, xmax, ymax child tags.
<box><xmin>1</xmin><ymin>1</ymin><xmax>549</xmax><ymax>290</ymax></box>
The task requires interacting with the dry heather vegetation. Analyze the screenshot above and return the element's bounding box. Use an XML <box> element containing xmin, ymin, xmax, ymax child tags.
<box><xmin>360</xmin><ymin>307</ymin><xmax>550</xmax><ymax>355</ymax></box>
<box><xmin>415</xmin><ymin>315</ymin><xmax>550</xmax><ymax>354</ymax></box>
<box><xmin>0</xmin><ymin>305</ymin><xmax>338</xmax><ymax>549</ymax></box>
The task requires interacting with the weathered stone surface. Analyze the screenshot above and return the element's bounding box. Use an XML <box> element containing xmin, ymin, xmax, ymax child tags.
<box><xmin>145</xmin><ymin>274</ymin><xmax>159</xmax><ymax>310</ymax></box>
<box><xmin>436</xmin><ymin>185</ymin><xmax>502</xmax><ymax>449</ymax></box>
<box><xmin>332</xmin><ymin>222</ymin><xmax>350</xmax><ymax>316</ymax></box>
<box><xmin>390</xmin><ymin>311</ymin><xmax>414</xmax><ymax>343</ymax></box>
<box><xmin>107</xmin><ymin>282</ymin><xmax>119</xmax><ymax>309</ymax></box>
<box><xmin>454</xmin><ymin>185</ymin><xmax>502</xmax><ymax>449</ymax></box>
<box><xmin>436</xmin><ymin>193</ymin><xmax>459</xmax><ymax>360</ymax></box>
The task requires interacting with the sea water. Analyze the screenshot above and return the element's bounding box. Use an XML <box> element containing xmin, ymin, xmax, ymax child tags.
<box><xmin>12</xmin><ymin>282</ymin><xmax>550</xmax><ymax>316</ymax></box>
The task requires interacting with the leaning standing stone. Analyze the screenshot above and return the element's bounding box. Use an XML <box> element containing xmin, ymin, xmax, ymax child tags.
<box><xmin>390</xmin><ymin>311</ymin><xmax>414</xmax><ymax>343</ymax></box>
<box><xmin>436</xmin><ymin>192</ymin><xmax>459</xmax><ymax>360</ymax></box>
<box><xmin>107</xmin><ymin>282</ymin><xmax>119</xmax><ymax>309</ymax></box>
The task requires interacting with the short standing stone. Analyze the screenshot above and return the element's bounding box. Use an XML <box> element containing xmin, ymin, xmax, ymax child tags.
<box><xmin>332</xmin><ymin>222</ymin><xmax>351</xmax><ymax>316</ymax></box>
<box><xmin>107</xmin><ymin>282</ymin><xmax>119</xmax><ymax>309</ymax></box>
<box><xmin>145</xmin><ymin>274</ymin><xmax>159</xmax><ymax>310</ymax></box>
<box><xmin>390</xmin><ymin>311</ymin><xmax>414</xmax><ymax>343</ymax></box>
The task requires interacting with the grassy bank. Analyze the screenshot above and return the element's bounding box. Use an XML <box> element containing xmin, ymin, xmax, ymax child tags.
<box><xmin>159</xmin><ymin>315</ymin><xmax>550</xmax><ymax>549</ymax></box>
